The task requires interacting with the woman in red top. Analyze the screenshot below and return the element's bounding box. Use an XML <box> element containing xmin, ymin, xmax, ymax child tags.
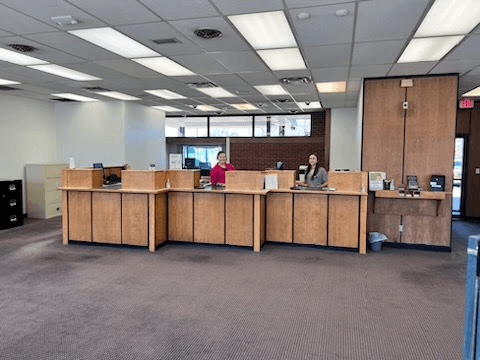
<box><xmin>210</xmin><ymin>151</ymin><xmax>235</xmax><ymax>186</ymax></box>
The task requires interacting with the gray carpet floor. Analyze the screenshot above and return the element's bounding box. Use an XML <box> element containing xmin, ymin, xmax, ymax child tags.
<box><xmin>0</xmin><ymin>217</ymin><xmax>477</xmax><ymax>360</ymax></box>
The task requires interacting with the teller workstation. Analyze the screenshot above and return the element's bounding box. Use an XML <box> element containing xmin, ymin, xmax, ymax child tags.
<box><xmin>59</xmin><ymin>168</ymin><xmax>368</xmax><ymax>254</ymax></box>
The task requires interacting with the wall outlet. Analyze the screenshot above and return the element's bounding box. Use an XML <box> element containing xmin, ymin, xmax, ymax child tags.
<box><xmin>402</xmin><ymin>101</ymin><xmax>408</xmax><ymax>109</ymax></box>
<box><xmin>398</xmin><ymin>224</ymin><xmax>404</xmax><ymax>232</ymax></box>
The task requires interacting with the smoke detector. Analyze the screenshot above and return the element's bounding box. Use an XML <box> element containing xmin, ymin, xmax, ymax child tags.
<box><xmin>51</xmin><ymin>15</ymin><xmax>78</xmax><ymax>27</ymax></box>
<box><xmin>194</xmin><ymin>28</ymin><xmax>222</xmax><ymax>39</ymax></box>
<box><xmin>279</xmin><ymin>77</ymin><xmax>312</xmax><ymax>85</ymax></box>
<box><xmin>7</xmin><ymin>44</ymin><xmax>37</xmax><ymax>53</ymax></box>
<box><xmin>335</xmin><ymin>9</ymin><xmax>349</xmax><ymax>17</ymax></box>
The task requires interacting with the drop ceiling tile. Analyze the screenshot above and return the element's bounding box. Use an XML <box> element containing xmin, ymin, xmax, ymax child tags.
<box><xmin>388</xmin><ymin>62</ymin><xmax>437</xmax><ymax>76</ymax></box>
<box><xmin>169</xmin><ymin>75</ymin><xmax>211</xmax><ymax>83</ymax></box>
<box><xmin>171</xmin><ymin>54</ymin><xmax>231</xmax><ymax>75</ymax></box>
<box><xmin>311</xmin><ymin>67</ymin><xmax>348</xmax><ymax>82</ymax></box>
<box><xmin>0</xmin><ymin>4</ymin><xmax>57</xmax><ymax>34</ymax></box>
<box><xmin>355</xmin><ymin>0</ymin><xmax>429</xmax><ymax>42</ymax></box>
<box><xmin>0</xmin><ymin>64</ymin><xmax>71</xmax><ymax>82</ymax></box>
<box><xmin>282</xmin><ymin>83</ymin><xmax>316</xmax><ymax>95</ymax></box>
<box><xmin>466</xmin><ymin>65</ymin><xmax>480</xmax><ymax>76</ymax></box>
<box><xmin>210</xmin><ymin>0</ymin><xmax>284</xmax><ymax>15</ymax></box>
<box><xmin>203</xmin><ymin>74</ymin><xmax>249</xmax><ymax>86</ymax></box>
<box><xmin>321</xmin><ymin>100</ymin><xmax>347</xmax><ymax>108</ymax></box>
<box><xmin>289</xmin><ymin>3</ymin><xmax>355</xmax><ymax>47</ymax></box>
<box><xmin>209</xmin><ymin>51</ymin><xmax>269</xmax><ymax>73</ymax></box>
<box><xmin>273</xmin><ymin>69</ymin><xmax>311</xmax><ymax>79</ymax></box>
<box><xmin>303</xmin><ymin>44</ymin><xmax>351</xmax><ymax>68</ymax></box>
<box><xmin>349</xmin><ymin>64</ymin><xmax>392</xmax><ymax>79</ymax></box>
<box><xmin>286</xmin><ymin>0</ymin><xmax>356</xmax><ymax>7</ymax></box>
<box><xmin>292</xmin><ymin>94</ymin><xmax>320</xmax><ymax>102</ymax></box>
<box><xmin>116</xmin><ymin>22</ymin><xmax>203</xmax><ymax>57</ymax></box>
<box><xmin>25</xmin><ymin>32</ymin><xmax>123</xmax><ymax>61</ymax></box>
<box><xmin>62</xmin><ymin>0</ymin><xmax>159</xmax><ymax>26</ymax></box>
<box><xmin>430</xmin><ymin>60</ymin><xmax>480</xmax><ymax>76</ymax></box>
<box><xmin>443</xmin><ymin>35</ymin><xmax>480</xmax><ymax>61</ymax></box>
<box><xmin>459</xmin><ymin>75</ymin><xmax>480</xmax><ymax>95</ymax></box>
<box><xmin>169</xmin><ymin>17</ymin><xmax>251</xmax><ymax>52</ymax></box>
<box><xmin>352</xmin><ymin>39</ymin><xmax>406</xmax><ymax>65</ymax></box>
<box><xmin>238</xmin><ymin>71</ymin><xmax>279</xmax><ymax>85</ymax></box>
<box><xmin>140</xmin><ymin>0</ymin><xmax>219</xmax><ymax>20</ymax></box>
<box><xmin>94</xmin><ymin>59</ymin><xmax>168</xmax><ymax>78</ymax></box>
<box><xmin>0</xmin><ymin>29</ymin><xmax>12</xmax><ymax>37</ymax></box>
<box><xmin>346</xmin><ymin>80</ymin><xmax>361</xmax><ymax>93</ymax></box>
<box><xmin>319</xmin><ymin>93</ymin><xmax>346</xmax><ymax>102</ymax></box>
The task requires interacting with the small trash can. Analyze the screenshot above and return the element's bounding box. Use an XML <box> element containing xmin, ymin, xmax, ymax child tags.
<box><xmin>368</xmin><ymin>232</ymin><xmax>387</xmax><ymax>252</ymax></box>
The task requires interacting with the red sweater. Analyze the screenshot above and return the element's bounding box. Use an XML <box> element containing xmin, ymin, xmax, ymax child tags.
<box><xmin>210</xmin><ymin>163</ymin><xmax>235</xmax><ymax>185</ymax></box>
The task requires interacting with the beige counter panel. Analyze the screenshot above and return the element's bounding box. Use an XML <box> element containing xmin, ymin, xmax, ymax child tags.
<box><xmin>155</xmin><ymin>193</ymin><xmax>167</xmax><ymax>247</ymax></box>
<box><xmin>122</xmin><ymin>170</ymin><xmax>165</xmax><ymax>190</ymax></box>
<box><xmin>92</xmin><ymin>193</ymin><xmax>121</xmax><ymax>244</ymax></box>
<box><xmin>168</xmin><ymin>192</ymin><xmax>193</xmax><ymax>242</ymax></box>
<box><xmin>266</xmin><ymin>192</ymin><xmax>292</xmax><ymax>243</ymax></box>
<box><xmin>226</xmin><ymin>194</ymin><xmax>253</xmax><ymax>247</ymax></box>
<box><xmin>122</xmin><ymin>193</ymin><xmax>148</xmax><ymax>246</ymax></box>
<box><xmin>293</xmin><ymin>193</ymin><xmax>327</xmax><ymax>246</ymax></box>
<box><xmin>328</xmin><ymin>196</ymin><xmax>359</xmax><ymax>248</ymax></box>
<box><xmin>68</xmin><ymin>191</ymin><xmax>92</xmax><ymax>242</ymax></box>
<box><xmin>194</xmin><ymin>192</ymin><xmax>225</xmax><ymax>244</ymax></box>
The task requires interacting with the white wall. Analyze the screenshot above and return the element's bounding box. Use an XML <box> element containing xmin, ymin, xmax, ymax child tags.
<box><xmin>125</xmin><ymin>104</ymin><xmax>165</xmax><ymax>170</ymax></box>
<box><xmin>55</xmin><ymin>102</ymin><xmax>126</xmax><ymax>168</ymax></box>
<box><xmin>0</xmin><ymin>94</ymin><xmax>56</xmax><ymax>212</ymax></box>
<box><xmin>330</xmin><ymin>107</ymin><xmax>362</xmax><ymax>171</ymax></box>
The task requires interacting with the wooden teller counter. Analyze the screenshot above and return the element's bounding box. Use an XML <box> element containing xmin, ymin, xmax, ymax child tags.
<box><xmin>59</xmin><ymin>169</ymin><xmax>368</xmax><ymax>254</ymax></box>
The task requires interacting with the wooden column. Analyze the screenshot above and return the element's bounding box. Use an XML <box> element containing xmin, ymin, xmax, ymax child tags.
<box><xmin>62</xmin><ymin>191</ymin><xmax>68</xmax><ymax>245</ymax></box>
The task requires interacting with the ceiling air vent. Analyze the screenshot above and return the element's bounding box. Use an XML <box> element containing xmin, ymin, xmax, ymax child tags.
<box><xmin>152</xmin><ymin>38</ymin><xmax>181</xmax><ymax>45</ymax></box>
<box><xmin>7</xmin><ymin>44</ymin><xmax>37</xmax><ymax>53</ymax></box>
<box><xmin>82</xmin><ymin>87</ymin><xmax>110</xmax><ymax>92</ymax></box>
<box><xmin>50</xmin><ymin>98</ymin><xmax>77</xmax><ymax>102</ymax></box>
<box><xmin>0</xmin><ymin>86</ymin><xmax>20</xmax><ymax>91</ymax></box>
<box><xmin>194</xmin><ymin>28</ymin><xmax>222</xmax><ymax>39</ymax></box>
<box><xmin>279</xmin><ymin>77</ymin><xmax>312</xmax><ymax>85</ymax></box>
<box><xmin>185</xmin><ymin>82</ymin><xmax>217</xmax><ymax>89</ymax></box>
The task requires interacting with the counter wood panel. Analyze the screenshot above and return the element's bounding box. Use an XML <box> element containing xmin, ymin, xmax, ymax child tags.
<box><xmin>155</xmin><ymin>193</ymin><xmax>167</xmax><ymax>246</ymax></box>
<box><xmin>266</xmin><ymin>192</ymin><xmax>293</xmax><ymax>243</ymax></box>
<box><xmin>68</xmin><ymin>191</ymin><xmax>92</xmax><ymax>242</ymax></box>
<box><xmin>226</xmin><ymin>194</ymin><xmax>253</xmax><ymax>247</ymax></box>
<box><xmin>92</xmin><ymin>193</ymin><xmax>121</xmax><ymax>244</ymax></box>
<box><xmin>328</xmin><ymin>196</ymin><xmax>359</xmax><ymax>248</ymax></box>
<box><xmin>62</xmin><ymin>191</ymin><xmax>68</xmax><ymax>245</ymax></box>
<box><xmin>293</xmin><ymin>193</ymin><xmax>327</xmax><ymax>245</ymax></box>
<box><xmin>168</xmin><ymin>192</ymin><xmax>193</xmax><ymax>242</ymax></box>
<box><xmin>367</xmin><ymin>214</ymin><xmax>402</xmax><ymax>243</ymax></box>
<box><xmin>122</xmin><ymin>193</ymin><xmax>148</xmax><ymax>246</ymax></box>
<box><xmin>194</xmin><ymin>193</ymin><xmax>225</xmax><ymax>244</ymax></box>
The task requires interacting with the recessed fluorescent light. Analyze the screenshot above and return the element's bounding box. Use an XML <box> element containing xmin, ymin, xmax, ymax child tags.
<box><xmin>196</xmin><ymin>87</ymin><xmax>236</xmax><ymax>98</ymax></box>
<box><xmin>196</xmin><ymin>105</ymin><xmax>220</xmax><ymax>112</ymax></box>
<box><xmin>153</xmin><ymin>105</ymin><xmax>181</xmax><ymax>112</ymax></box>
<box><xmin>0</xmin><ymin>48</ymin><xmax>48</xmax><ymax>66</ymax></box>
<box><xmin>228</xmin><ymin>11</ymin><xmax>297</xmax><ymax>50</ymax></box>
<box><xmin>316</xmin><ymin>82</ymin><xmax>346</xmax><ymax>93</ymax></box>
<box><xmin>132</xmin><ymin>57</ymin><xmax>195</xmax><ymax>76</ymax></box>
<box><xmin>257</xmin><ymin>48</ymin><xmax>306</xmax><ymax>71</ymax></box>
<box><xmin>297</xmin><ymin>101</ymin><xmax>322</xmax><ymax>109</ymax></box>
<box><xmin>0</xmin><ymin>78</ymin><xmax>20</xmax><ymax>85</ymax></box>
<box><xmin>96</xmin><ymin>91</ymin><xmax>140</xmax><ymax>101</ymax></box>
<box><xmin>398</xmin><ymin>36</ymin><xmax>464</xmax><ymax>63</ymax></box>
<box><xmin>462</xmin><ymin>86</ymin><xmax>480</xmax><ymax>97</ymax></box>
<box><xmin>51</xmin><ymin>93</ymin><xmax>99</xmax><ymax>102</ymax></box>
<box><xmin>415</xmin><ymin>0</ymin><xmax>480</xmax><ymax>37</ymax></box>
<box><xmin>231</xmin><ymin>103</ymin><xmax>258</xmax><ymax>110</ymax></box>
<box><xmin>28</xmin><ymin>64</ymin><xmax>102</xmax><ymax>81</ymax></box>
<box><xmin>254</xmin><ymin>85</ymin><xmax>288</xmax><ymax>96</ymax></box>
<box><xmin>144</xmin><ymin>89</ymin><xmax>187</xmax><ymax>99</ymax></box>
<box><xmin>69</xmin><ymin>27</ymin><xmax>159</xmax><ymax>58</ymax></box>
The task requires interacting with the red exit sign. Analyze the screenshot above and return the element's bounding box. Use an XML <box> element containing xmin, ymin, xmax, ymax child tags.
<box><xmin>459</xmin><ymin>99</ymin><xmax>474</xmax><ymax>109</ymax></box>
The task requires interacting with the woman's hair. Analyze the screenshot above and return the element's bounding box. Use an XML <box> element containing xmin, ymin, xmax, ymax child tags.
<box><xmin>305</xmin><ymin>153</ymin><xmax>321</xmax><ymax>179</ymax></box>
<box><xmin>217</xmin><ymin>151</ymin><xmax>226</xmax><ymax>160</ymax></box>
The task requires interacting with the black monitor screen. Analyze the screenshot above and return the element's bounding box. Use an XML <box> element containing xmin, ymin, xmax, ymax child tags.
<box><xmin>93</xmin><ymin>163</ymin><xmax>103</xmax><ymax>169</ymax></box>
<box><xmin>185</xmin><ymin>158</ymin><xmax>196</xmax><ymax>169</ymax></box>
<box><xmin>276</xmin><ymin>161</ymin><xmax>284</xmax><ymax>170</ymax></box>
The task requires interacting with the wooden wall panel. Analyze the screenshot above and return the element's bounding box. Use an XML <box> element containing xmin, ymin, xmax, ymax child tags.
<box><xmin>403</xmin><ymin>214</ymin><xmax>451</xmax><ymax>246</ymax></box>
<box><xmin>266</xmin><ymin>192</ymin><xmax>293</xmax><ymax>243</ymax></box>
<box><xmin>68</xmin><ymin>191</ymin><xmax>91</xmax><ymax>241</ymax></box>
<box><xmin>404</xmin><ymin>76</ymin><xmax>457</xmax><ymax>191</ymax></box>
<box><xmin>226</xmin><ymin>194</ymin><xmax>253</xmax><ymax>247</ymax></box>
<box><xmin>155</xmin><ymin>193</ymin><xmax>167</xmax><ymax>246</ymax></box>
<box><xmin>456</xmin><ymin>109</ymin><xmax>471</xmax><ymax>135</ymax></box>
<box><xmin>122</xmin><ymin>193</ymin><xmax>148</xmax><ymax>246</ymax></box>
<box><xmin>293</xmin><ymin>193</ymin><xmax>327</xmax><ymax>245</ymax></box>
<box><xmin>367</xmin><ymin>214</ymin><xmax>401</xmax><ymax>243</ymax></box>
<box><xmin>168</xmin><ymin>192</ymin><xmax>193</xmax><ymax>241</ymax></box>
<box><xmin>92</xmin><ymin>193</ymin><xmax>121</xmax><ymax>244</ymax></box>
<box><xmin>328</xmin><ymin>196</ymin><xmax>359</xmax><ymax>248</ymax></box>
<box><xmin>194</xmin><ymin>193</ymin><xmax>224</xmax><ymax>244</ymax></box>
<box><xmin>362</xmin><ymin>78</ymin><xmax>405</xmax><ymax>187</ymax></box>
<box><xmin>466</xmin><ymin>105</ymin><xmax>480</xmax><ymax>217</ymax></box>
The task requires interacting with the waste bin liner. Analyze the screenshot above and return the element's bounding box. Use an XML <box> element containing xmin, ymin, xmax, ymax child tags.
<box><xmin>368</xmin><ymin>232</ymin><xmax>387</xmax><ymax>251</ymax></box>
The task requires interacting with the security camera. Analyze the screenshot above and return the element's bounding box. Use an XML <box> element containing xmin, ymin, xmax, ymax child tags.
<box><xmin>305</xmin><ymin>101</ymin><xmax>310</xmax><ymax>106</ymax></box>
<box><xmin>216</xmin><ymin>111</ymin><xmax>222</xmax><ymax>115</ymax></box>
<box><xmin>191</xmin><ymin>105</ymin><xmax>197</xmax><ymax>109</ymax></box>
<box><xmin>257</xmin><ymin>103</ymin><xmax>264</xmax><ymax>107</ymax></box>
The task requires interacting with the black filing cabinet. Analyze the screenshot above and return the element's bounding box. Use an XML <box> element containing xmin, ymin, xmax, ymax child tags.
<box><xmin>0</xmin><ymin>179</ymin><xmax>23</xmax><ymax>230</ymax></box>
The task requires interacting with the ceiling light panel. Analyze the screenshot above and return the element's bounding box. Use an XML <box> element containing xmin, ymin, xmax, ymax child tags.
<box><xmin>254</xmin><ymin>85</ymin><xmax>289</xmax><ymax>95</ymax></box>
<box><xmin>228</xmin><ymin>11</ymin><xmax>297</xmax><ymax>50</ymax></box>
<box><xmin>257</xmin><ymin>48</ymin><xmax>306</xmax><ymax>71</ymax></box>
<box><xmin>316</xmin><ymin>82</ymin><xmax>346</xmax><ymax>93</ymax></box>
<box><xmin>230</xmin><ymin>103</ymin><xmax>258</xmax><ymax>110</ymax></box>
<box><xmin>144</xmin><ymin>89</ymin><xmax>187</xmax><ymax>99</ymax></box>
<box><xmin>297</xmin><ymin>101</ymin><xmax>322</xmax><ymax>109</ymax></box>
<box><xmin>69</xmin><ymin>27</ymin><xmax>159</xmax><ymax>58</ymax></box>
<box><xmin>96</xmin><ymin>91</ymin><xmax>140</xmax><ymax>100</ymax></box>
<box><xmin>462</xmin><ymin>86</ymin><xmax>480</xmax><ymax>97</ymax></box>
<box><xmin>28</xmin><ymin>64</ymin><xmax>102</xmax><ymax>81</ymax></box>
<box><xmin>0</xmin><ymin>48</ymin><xmax>48</xmax><ymax>66</ymax></box>
<box><xmin>398</xmin><ymin>36</ymin><xmax>464</xmax><ymax>63</ymax></box>
<box><xmin>197</xmin><ymin>105</ymin><xmax>220</xmax><ymax>111</ymax></box>
<box><xmin>196</xmin><ymin>87</ymin><xmax>236</xmax><ymax>98</ymax></box>
<box><xmin>51</xmin><ymin>93</ymin><xmax>99</xmax><ymax>102</ymax></box>
<box><xmin>415</xmin><ymin>0</ymin><xmax>480</xmax><ymax>37</ymax></box>
<box><xmin>132</xmin><ymin>57</ymin><xmax>196</xmax><ymax>76</ymax></box>
<box><xmin>153</xmin><ymin>105</ymin><xmax>181</xmax><ymax>112</ymax></box>
<box><xmin>0</xmin><ymin>79</ymin><xmax>21</xmax><ymax>85</ymax></box>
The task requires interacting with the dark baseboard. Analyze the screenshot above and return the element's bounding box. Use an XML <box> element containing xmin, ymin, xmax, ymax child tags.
<box><xmin>382</xmin><ymin>242</ymin><xmax>451</xmax><ymax>252</ymax></box>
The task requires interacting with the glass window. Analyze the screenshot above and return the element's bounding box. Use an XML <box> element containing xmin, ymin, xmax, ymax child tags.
<box><xmin>254</xmin><ymin>114</ymin><xmax>311</xmax><ymax>137</ymax></box>
<box><xmin>182</xmin><ymin>145</ymin><xmax>223</xmax><ymax>169</ymax></box>
<box><xmin>209</xmin><ymin>116</ymin><xmax>253</xmax><ymax>137</ymax></box>
<box><xmin>165</xmin><ymin>117</ymin><xmax>207</xmax><ymax>137</ymax></box>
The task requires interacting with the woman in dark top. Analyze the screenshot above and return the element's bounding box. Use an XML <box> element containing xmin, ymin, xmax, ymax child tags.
<box><xmin>210</xmin><ymin>151</ymin><xmax>235</xmax><ymax>186</ymax></box>
<box><xmin>300</xmin><ymin>153</ymin><xmax>327</xmax><ymax>187</ymax></box>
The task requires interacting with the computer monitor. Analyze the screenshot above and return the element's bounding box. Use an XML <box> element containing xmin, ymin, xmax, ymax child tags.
<box><xmin>276</xmin><ymin>161</ymin><xmax>284</xmax><ymax>170</ymax></box>
<box><xmin>185</xmin><ymin>158</ymin><xmax>196</xmax><ymax>169</ymax></box>
<box><xmin>93</xmin><ymin>163</ymin><xmax>103</xmax><ymax>169</ymax></box>
<box><xmin>199</xmin><ymin>162</ymin><xmax>211</xmax><ymax>176</ymax></box>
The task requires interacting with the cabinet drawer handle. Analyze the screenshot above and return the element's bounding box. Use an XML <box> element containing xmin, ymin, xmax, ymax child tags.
<box><xmin>9</xmin><ymin>215</ymin><xmax>17</xmax><ymax>222</ymax></box>
<box><xmin>9</xmin><ymin>199</ymin><xmax>16</xmax><ymax>207</ymax></box>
